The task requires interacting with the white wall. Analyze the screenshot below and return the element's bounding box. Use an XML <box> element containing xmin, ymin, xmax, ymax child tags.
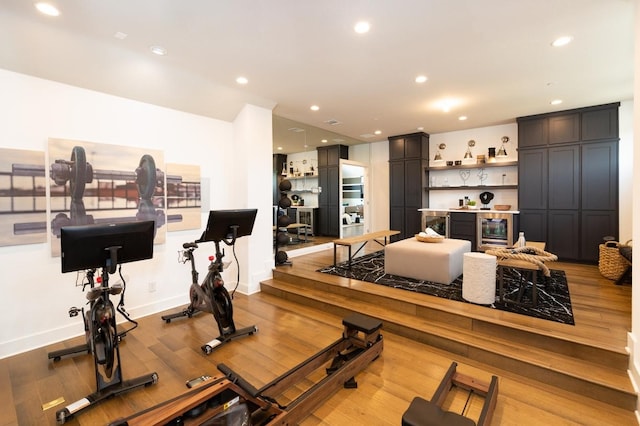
<box><xmin>0</xmin><ymin>69</ymin><xmax>273</xmax><ymax>358</ymax></box>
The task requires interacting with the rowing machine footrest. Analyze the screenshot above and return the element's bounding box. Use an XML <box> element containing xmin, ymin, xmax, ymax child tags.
<box><xmin>342</xmin><ymin>313</ymin><xmax>382</xmax><ymax>334</ymax></box>
<box><xmin>402</xmin><ymin>397</ymin><xmax>475</xmax><ymax>426</ymax></box>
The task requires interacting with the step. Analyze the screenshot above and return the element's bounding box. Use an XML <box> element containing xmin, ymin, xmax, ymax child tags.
<box><xmin>261</xmin><ymin>276</ymin><xmax>636</xmax><ymax>410</ymax></box>
<box><xmin>271</xmin><ymin>268</ymin><xmax>629</xmax><ymax>369</ymax></box>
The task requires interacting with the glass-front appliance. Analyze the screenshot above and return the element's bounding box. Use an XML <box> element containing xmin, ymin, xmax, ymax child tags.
<box><xmin>477</xmin><ymin>213</ymin><xmax>513</xmax><ymax>250</ymax></box>
<box><xmin>421</xmin><ymin>210</ymin><xmax>450</xmax><ymax>237</ymax></box>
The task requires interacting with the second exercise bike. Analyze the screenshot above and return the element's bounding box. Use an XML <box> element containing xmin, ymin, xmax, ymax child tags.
<box><xmin>162</xmin><ymin>209</ymin><xmax>258</xmax><ymax>354</ymax></box>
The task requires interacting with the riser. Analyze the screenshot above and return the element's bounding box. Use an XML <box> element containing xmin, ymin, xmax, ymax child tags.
<box><xmin>271</xmin><ymin>269</ymin><xmax>628</xmax><ymax>371</ymax></box>
<box><xmin>261</xmin><ymin>279</ymin><xmax>635</xmax><ymax>410</ymax></box>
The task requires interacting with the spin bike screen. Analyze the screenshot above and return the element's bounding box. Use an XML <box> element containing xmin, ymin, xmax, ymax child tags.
<box><xmin>198</xmin><ymin>209</ymin><xmax>258</xmax><ymax>243</ymax></box>
<box><xmin>60</xmin><ymin>220</ymin><xmax>155</xmax><ymax>273</ymax></box>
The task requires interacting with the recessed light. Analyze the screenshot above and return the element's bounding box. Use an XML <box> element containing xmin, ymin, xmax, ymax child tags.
<box><xmin>321</xmin><ymin>139</ymin><xmax>328</xmax><ymax>143</ymax></box>
<box><xmin>458</xmin><ymin>116</ymin><xmax>468</xmax><ymax>121</ymax></box>
<box><xmin>417</xmin><ymin>127</ymin><xmax>424</xmax><ymax>131</ymax></box>
<box><xmin>415</xmin><ymin>75</ymin><xmax>428</xmax><ymax>84</ymax></box>
<box><xmin>150</xmin><ymin>45</ymin><xmax>167</xmax><ymax>56</ymax></box>
<box><xmin>277</xmin><ymin>146</ymin><xmax>283</xmax><ymax>151</ymax></box>
<box><xmin>236</xmin><ymin>76</ymin><xmax>248</xmax><ymax>85</ymax></box>
<box><xmin>551</xmin><ymin>99</ymin><xmax>563</xmax><ymax>105</ymax></box>
<box><xmin>354</xmin><ymin>21</ymin><xmax>370</xmax><ymax>34</ymax></box>
<box><xmin>310</xmin><ymin>105</ymin><xmax>319</xmax><ymax>111</ymax></box>
<box><xmin>35</xmin><ymin>2</ymin><xmax>60</xmax><ymax>16</ymax></box>
<box><xmin>374</xmin><ymin>130</ymin><xmax>382</xmax><ymax>135</ymax></box>
<box><xmin>551</xmin><ymin>36</ymin><xmax>573</xmax><ymax>47</ymax></box>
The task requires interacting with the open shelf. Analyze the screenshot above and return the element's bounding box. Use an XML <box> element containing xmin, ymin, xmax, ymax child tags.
<box><xmin>427</xmin><ymin>161</ymin><xmax>517</xmax><ymax>171</ymax></box>
<box><xmin>427</xmin><ymin>185</ymin><xmax>518</xmax><ymax>191</ymax></box>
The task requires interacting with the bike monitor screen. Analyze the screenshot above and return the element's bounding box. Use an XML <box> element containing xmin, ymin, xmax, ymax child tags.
<box><xmin>60</xmin><ymin>220</ymin><xmax>155</xmax><ymax>273</ymax></box>
<box><xmin>198</xmin><ymin>209</ymin><xmax>258</xmax><ymax>243</ymax></box>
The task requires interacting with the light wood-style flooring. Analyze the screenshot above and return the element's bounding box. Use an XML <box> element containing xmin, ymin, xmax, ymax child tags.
<box><xmin>0</xmin><ymin>244</ymin><xmax>635</xmax><ymax>425</ymax></box>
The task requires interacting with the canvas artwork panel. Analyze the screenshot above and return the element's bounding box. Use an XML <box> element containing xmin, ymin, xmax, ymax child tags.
<box><xmin>48</xmin><ymin>138</ymin><xmax>166</xmax><ymax>256</ymax></box>
<box><xmin>166</xmin><ymin>163</ymin><xmax>201</xmax><ymax>232</ymax></box>
<box><xmin>0</xmin><ymin>148</ymin><xmax>47</xmax><ymax>246</ymax></box>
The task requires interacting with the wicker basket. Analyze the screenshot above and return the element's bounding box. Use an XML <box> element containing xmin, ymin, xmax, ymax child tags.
<box><xmin>415</xmin><ymin>234</ymin><xmax>444</xmax><ymax>243</ymax></box>
<box><xmin>598</xmin><ymin>240</ymin><xmax>631</xmax><ymax>280</ymax></box>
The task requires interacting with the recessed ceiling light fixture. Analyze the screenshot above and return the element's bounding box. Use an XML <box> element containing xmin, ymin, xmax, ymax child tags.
<box><xmin>150</xmin><ymin>45</ymin><xmax>167</xmax><ymax>56</ymax></box>
<box><xmin>374</xmin><ymin>130</ymin><xmax>382</xmax><ymax>135</ymax></box>
<box><xmin>415</xmin><ymin>75</ymin><xmax>428</xmax><ymax>83</ymax></box>
<box><xmin>35</xmin><ymin>2</ymin><xmax>60</xmax><ymax>16</ymax></box>
<box><xmin>551</xmin><ymin>99</ymin><xmax>563</xmax><ymax>105</ymax></box>
<box><xmin>354</xmin><ymin>21</ymin><xmax>370</xmax><ymax>34</ymax></box>
<box><xmin>310</xmin><ymin>105</ymin><xmax>319</xmax><ymax>111</ymax></box>
<box><xmin>321</xmin><ymin>139</ymin><xmax>328</xmax><ymax>143</ymax></box>
<box><xmin>458</xmin><ymin>116</ymin><xmax>468</xmax><ymax>121</ymax></box>
<box><xmin>236</xmin><ymin>76</ymin><xmax>248</xmax><ymax>85</ymax></box>
<box><xmin>551</xmin><ymin>36</ymin><xmax>573</xmax><ymax>47</ymax></box>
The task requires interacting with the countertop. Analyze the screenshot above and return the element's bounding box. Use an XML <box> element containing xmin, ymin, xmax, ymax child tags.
<box><xmin>418</xmin><ymin>208</ymin><xmax>520</xmax><ymax>214</ymax></box>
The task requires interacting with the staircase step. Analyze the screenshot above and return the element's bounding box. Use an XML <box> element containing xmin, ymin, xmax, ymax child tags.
<box><xmin>261</xmin><ymin>275</ymin><xmax>635</xmax><ymax>410</ymax></box>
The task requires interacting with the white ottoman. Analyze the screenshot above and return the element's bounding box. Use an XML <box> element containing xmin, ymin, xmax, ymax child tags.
<box><xmin>462</xmin><ymin>252</ymin><xmax>497</xmax><ymax>304</ymax></box>
<box><xmin>384</xmin><ymin>237</ymin><xmax>471</xmax><ymax>284</ymax></box>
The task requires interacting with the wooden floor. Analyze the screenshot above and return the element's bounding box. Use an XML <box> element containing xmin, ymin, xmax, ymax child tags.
<box><xmin>0</xmin><ymin>244</ymin><xmax>635</xmax><ymax>425</ymax></box>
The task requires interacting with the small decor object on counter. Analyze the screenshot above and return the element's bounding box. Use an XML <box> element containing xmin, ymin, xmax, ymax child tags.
<box><xmin>494</xmin><ymin>204</ymin><xmax>511</xmax><ymax>211</ymax></box>
<box><xmin>516</xmin><ymin>231</ymin><xmax>526</xmax><ymax>247</ymax></box>
<box><xmin>479</xmin><ymin>191</ymin><xmax>494</xmax><ymax>210</ymax></box>
<box><xmin>476</xmin><ymin>155</ymin><xmax>486</xmax><ymax>164</ymax></box>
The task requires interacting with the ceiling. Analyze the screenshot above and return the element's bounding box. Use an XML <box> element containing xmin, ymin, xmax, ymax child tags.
<box><xmin>0</xmin><ymin>1</ymin><xmax>633</xmax><ymax>154</ymax></box>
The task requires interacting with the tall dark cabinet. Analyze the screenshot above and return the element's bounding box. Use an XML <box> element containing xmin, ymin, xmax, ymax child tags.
<box><xmin>517</xmin><ymin>103</ymin><xmax>619</xmax><ymax>262</ymax></box>
<box><xmin>388</xmin><ymin>132</ymin><xmax>429</xmax><ymax>241</ymax></box>
<box><xmin>317</xmin><ymin>144</ymin><xmax>348</xmax><ymax>236</ymax></box>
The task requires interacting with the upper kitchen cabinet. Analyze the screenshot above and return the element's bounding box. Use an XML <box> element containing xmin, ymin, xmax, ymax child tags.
<box><xmin>517</xmin><ymin>102</ymin><xmax>620</xmax><ymax>148</ymax></box>
<box><xmin>389</xmin><ymin>132</ymin><xmax>430</xmax><ymax>160</ymax></box>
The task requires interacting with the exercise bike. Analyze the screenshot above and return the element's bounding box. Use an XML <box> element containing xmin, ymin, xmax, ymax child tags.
<box><xmin>161</xmin><ymin>209</ymin><xmax>259</xmax><ymax>355</ymax></box>
<box><xmin>53</xmin><ymin>221</ymin><xmax>159</xmax><ymax>424</ymax></box>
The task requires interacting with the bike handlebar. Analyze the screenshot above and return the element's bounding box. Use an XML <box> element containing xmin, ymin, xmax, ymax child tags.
<box><xmin>183</xmin><ymin>242</ymin><xmax>198</xmax><ymax>249</ymax></box>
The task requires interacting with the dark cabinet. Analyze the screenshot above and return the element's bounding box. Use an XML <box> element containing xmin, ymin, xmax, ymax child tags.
<box><xmin>450</xmin><ymin>212</ymin><xmax>477</xmax><ymax>250</ymax></box>
<box><xmin>317</xmin><ymin>145</ymin><xmax>348</xmax><ymax>236</ymax></box>
<box><xmin>517</xmin><ymin>103</ymin><xmax>619</xmax><ymax>262</ymax></box>
<box><xmin>548</xmin><ymin>113</ymin><xmax>580</xmax><ymax>145</ymax></box>
<box><xmin>518</xmin><ymin>149</ymin><xmax>548</xmax><ymax>209</ymax></box>
<box><xmin>388</xmin><ymin>132</ymin><xmax>429</xmax><ymax>240</ymax></box>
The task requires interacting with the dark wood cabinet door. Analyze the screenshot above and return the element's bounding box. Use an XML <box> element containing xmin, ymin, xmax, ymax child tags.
<box><xmin>389</xmin><ymin>161</ymin><xmax>405</xmax><ymax>207</ymax></box>
<box><xmin>581</xmin><ymin>210</ymin><xmax>618</xmax><ymax>263</ymax></box>
<box><xmin>390</xmin><ymin>207</ymin><xmax>404</xmax><ymax>241</ymax></box>
<box><xmin>317</xmin><ymin>147</ymin><xmax>329</xmax><ymax>167</ymax></box>
<box><xmin>548</xmin><ymin>113</ymin><xmax>580</xmax><ymax>145</ymax></box>
<box><xmin>582</xmin><ymin>107</ymin><xmax>619</xmax><ymax>141</ymax></box>
<box><xmin>449</xmin><ymin>212</ymin><xmax>477</xmax><ymax>249</ymax></box>
<box><xmin>548</xmin><ymin>145</ymin><xmax>579</xmax><ymax>210</ymax></box>
<box><xmin>327</xmin><ymin>166</ymin><xmax>340</xmax><ymax>206</ymax></box>
<box><xmin>518</xmin><ymin>210</ymin><xmax>547</xmax><ymax>243</ymax></box>
<box><xmin>518</xmin><ymin>149</ymin><xmax>548</xmax><ymax>209</ymax></box>
<box><xmin>547</xmin><ymin>210</ymin><xmax>580</xmax><ymax>260</ymax></box>
<box><xmin>581</xmin><ymin>141</ymin><xmax>618</xmax><ymax>210</ymax></box>
<box><xmin>518</xmin><ymin>118</ymin><xmax>548</xmax><ymax>148</ymax></box>
<box><xmin>318</xmin><ymin>168</ymin><xmax>328</xmax><ymax>206</ymax></box>
<box><xmin>404</xmin><ymin>207</ymin><xmax>422</xmax><ymax>240</ymax></box>
<box><xmin>404</xmin><ymin>159</ymin><xmax>423</xmax><ymax>207</ymax></box>
<box><xmin>389</xmin><ymin>137</ymin><xmax>405</xmax><ymax>160</ymax></box>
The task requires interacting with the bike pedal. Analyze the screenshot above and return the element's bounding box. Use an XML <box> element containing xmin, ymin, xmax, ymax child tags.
<box><xmin>68</xmin><ymin>307</ymin><xmax>80</xmax><ymax>317</ymax></box>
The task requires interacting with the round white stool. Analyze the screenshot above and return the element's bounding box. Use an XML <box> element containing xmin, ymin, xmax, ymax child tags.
<box><xmin>462</xmin><ymin>252</ymin><xmax>496</xmax><ymax>304</ymax></box>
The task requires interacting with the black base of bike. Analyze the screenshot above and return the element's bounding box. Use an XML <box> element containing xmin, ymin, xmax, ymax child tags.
<box><xmin>161</xmin><ymin>306</ymin><xmax>202</xmax><ymax>323</ymax></box>
<box><xmin>56</xmin><ymin>372</ymin><xmax>158</xmax><ymax>424</ymax></box>
<box><xmin>201</xmin><ymin>325</ymin><xmax>258</xmax><ymax>355</ymax></box>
